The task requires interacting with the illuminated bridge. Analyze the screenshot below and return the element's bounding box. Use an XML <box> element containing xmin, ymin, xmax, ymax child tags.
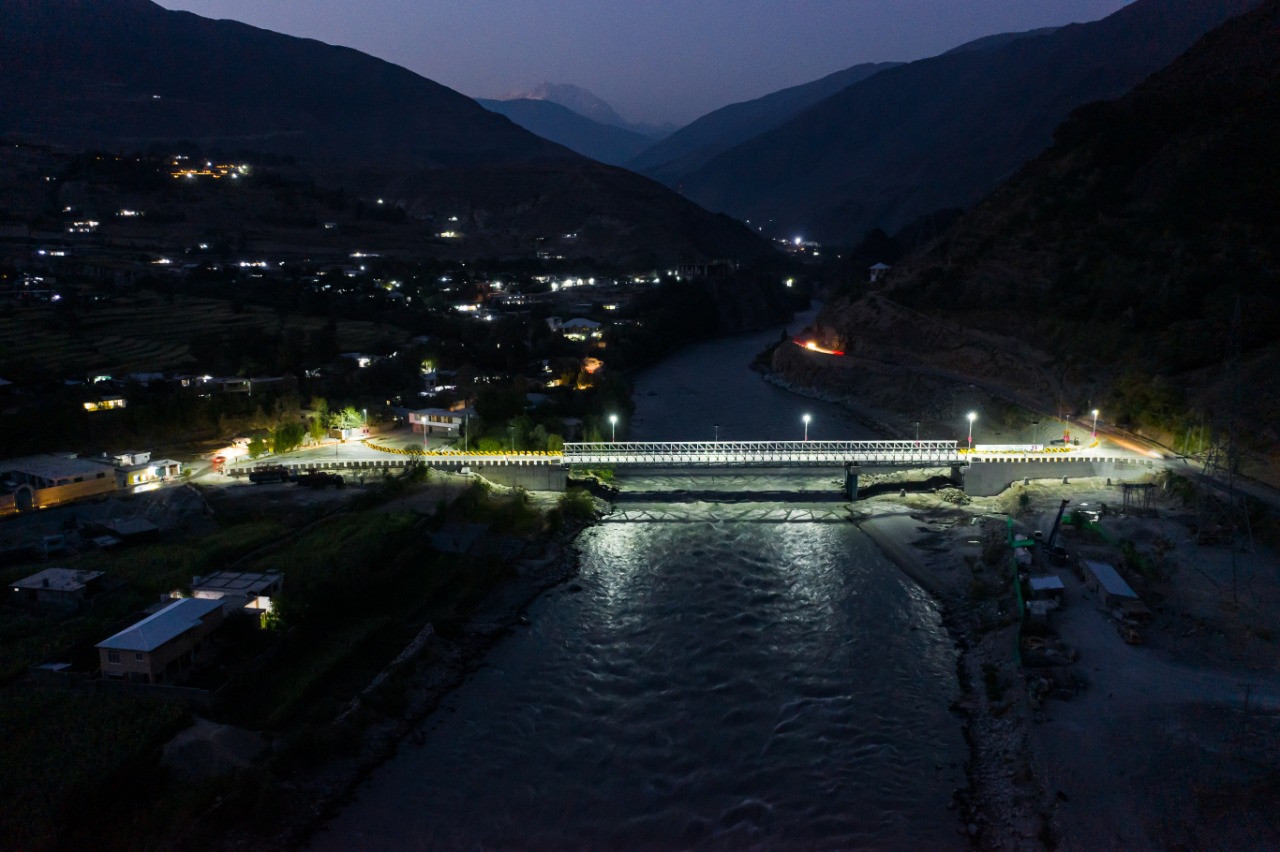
<box><xmin>560</xmin><ymin>440</ymin><xmax>962</xmax><ymax>468</ymax></box>
<box><xmin>235</xmin><ymin>439</ymin><xmax>1156</xmax><ymax>498</ymax></box>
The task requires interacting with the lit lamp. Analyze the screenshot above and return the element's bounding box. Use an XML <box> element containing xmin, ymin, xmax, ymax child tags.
<box><xmin>609</xmin><ymin>414</ymin><xmax>618</xmax><ymax>442</ymax></box>
<box><xmin>967</xmin><ymin>411</ymin><xmax>977</xmax><ymax>448</ymax></box>
<box><xmin>1091</xmin><ymin>409</ymin><xmax>1100</xmax><ymax>437</ymax></box>
<box><xmin>802</xmin><ymin>413</ymin><xmax>811</xmax><ymax>442</ymax></box>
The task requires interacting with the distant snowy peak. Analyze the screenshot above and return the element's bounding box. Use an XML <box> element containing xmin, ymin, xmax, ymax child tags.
<box><xmin>500</xmin><ymin>82</ymin><xmax>674</xmax><ymax>140</ymax></box>
<box><xmin>507</xmin><ymin>82</ymin><xmax>626</xmax><ymax>127</ymax></box>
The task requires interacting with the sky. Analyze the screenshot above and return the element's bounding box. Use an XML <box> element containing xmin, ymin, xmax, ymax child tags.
<box><xmin>154</xmin><ymin>0</ymin><xmax>1134</xmax><ymax>127</ymax></box>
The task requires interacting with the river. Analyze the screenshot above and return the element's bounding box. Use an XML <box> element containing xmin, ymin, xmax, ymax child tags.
<box><xmin>313</xmin><ymin>307</ymin><xmax>968</xmax><ymax>850</ymax></box>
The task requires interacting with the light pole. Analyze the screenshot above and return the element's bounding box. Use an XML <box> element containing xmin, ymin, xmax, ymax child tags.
<box><xmin>714</xmin><ymin>423</ymin><xmax>720</xmax><ymax>442</ymax></box>
<box><xmin>509</xmin><ymin>424</ymin><xmax>516</xmax><ymax>453</ymax></box>
<box><xmin>463</xmin><ymin>413</ymin><xmax>468</xmax><ymax>452</ymax></box>
<box><xmin>609</xmin><ymin>414</ymin><xmax>617</xmax><ymax>443</ymax></box>
<box><xmin>802</xmin><ymin>413</ymin><xmax>811</xmax><ymax>442</ymax></box>
<box><xmin>967</xmin><ymin>411</ymin><xmax>977</xmax><ymax>448</ymax></box>
<box><xmin>914</xmin><ymin>420</ymin><xmax>920</xmax><ymax>443</ymax></box>
<box><xmin>1091</xmin><ymin>409</ymin><xmax>1099</xmax><ymax>438</ymax></box>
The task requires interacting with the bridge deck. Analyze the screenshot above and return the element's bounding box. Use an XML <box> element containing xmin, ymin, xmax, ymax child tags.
<box><xmin>562</xmin><ymin>440</ymin><xmax>961</xmax><ymax>468</ymax></box>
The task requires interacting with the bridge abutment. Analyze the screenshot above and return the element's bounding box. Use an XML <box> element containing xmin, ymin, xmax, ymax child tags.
<box><xmin>961</xmin><ymin>458</ymin><xmax>1155</xmax><ymax>496</ymax></box>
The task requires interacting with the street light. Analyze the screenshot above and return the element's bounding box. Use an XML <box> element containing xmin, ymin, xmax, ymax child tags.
<box><xmin>967</xmin><ymin>411</ymin><xmax>977</xmax><ymax>448</ymax></box>
<box><xmin>802</xmin><ymin>413</ymin><xmax>811</xmax><ymax>442</ymax></box>
<box><xmin>714</xmin><ymin>423</ymin><xmax>720</xmax><ymax>442</ymax></box>
<box><xmin>1091</xmin><ymin>409</ymin><xmax>1100</xmax><ymax>437</ymax></box>
<box><xmin>609</xmin><ymin>414</ymin><xmax>618</xmax><ymax>443</ymax></box>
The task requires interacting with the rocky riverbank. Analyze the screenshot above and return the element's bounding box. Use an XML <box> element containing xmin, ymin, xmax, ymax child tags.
<box><xmin>859</xmin><ymin>504</ymin><xmax>1052</xmax><ymax>850</ymax></box>
<box><xmin>210</xmin><ymin>501</ymin><xmax>601</xmax><ymax>851</ymax></box>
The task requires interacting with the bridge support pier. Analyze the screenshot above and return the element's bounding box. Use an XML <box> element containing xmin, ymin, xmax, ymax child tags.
<box><xmin>843</xmin><ymin>463</ymin><xmax>861</xmax><ymax>501</ymax></box>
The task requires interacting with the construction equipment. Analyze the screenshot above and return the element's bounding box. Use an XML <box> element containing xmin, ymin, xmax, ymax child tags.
<box><xmin>1045</xmin><ymin>499</ymin><xmax>1071</xmax><ymax>566</ymax></box>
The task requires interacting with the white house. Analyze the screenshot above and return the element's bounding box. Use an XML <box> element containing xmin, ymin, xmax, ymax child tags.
<box><xmin>408</xmin><ymin>407</ymin><xmax>473</xmax><ymax>435</ymax></box>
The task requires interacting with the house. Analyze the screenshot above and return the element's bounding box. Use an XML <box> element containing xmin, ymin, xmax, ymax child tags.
<box><xmin>115</xmin><ymin>458</ymin><xmax>182</xmax><ymax>489</ymax></box>
<box><xmin>558</xmin><ymin>318</ymin><xmax>603</xmax><ymax>341</ymax></box>
<box><xmin>869</xmin><ymin>262</ymin><xmax>892</xmax><ymax>283</ymax></box>
<box><xmin>0</xmin><ymin>454</ymin><xmax>118</xmax><ymax>515</ymax></box>
<box><xmin>1080</xmin><ymin>559</ymin><xmax>1139</xmax><ymax>609</ymax></box>
<box><xmin>11</xmin><ymin>568</ymin><xmax>105</xmax><ymax>610</ymax></box>
<box><xmin>408</xmin><ymin>407</ymin><xmax>473</xmax><ymax>435</ymax></box>
<box><xmin>190</xmin><ymin>571</ymin><xmax>283</xmax><ymax>616</ymax></box>
<box><xmin>96</xmin><ymin>597</ymin><xmax>225</xmax><ymax>684</ymax></box>
<box><xmin>83</xmin><ymin>395</ymin><xmax>127</xmax><ymax>413</ymax></box>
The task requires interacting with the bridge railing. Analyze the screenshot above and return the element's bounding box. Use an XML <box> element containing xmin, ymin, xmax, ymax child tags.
<box><xmin>562</xmin><ymin>440</ymin><xmax>963</xmax><ymax>467</ymax></box>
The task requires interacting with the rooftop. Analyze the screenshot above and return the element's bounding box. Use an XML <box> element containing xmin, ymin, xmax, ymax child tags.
<box><xmin>12</xmin><ymin>568</ymin><xmax>104</xmax><ymax>593</ymax></box>
<box><xmin>97</xmin><ymin>598</ymin><xmax>223</xmax><ymax>652</ymax></box>
<box><xmin>0</xmin><ymin>454</ymin><xmax>114</xmax><ymax>482</ymax></box>
<box><xmin>192</xmin><ymin>571</ymin><xmax>282</xmax><ymax>596</ymax></box>
<box><xmin>1082</xmin><ymin>560</ymin><xmax>1138</xmax><ymax>599</ymax></box>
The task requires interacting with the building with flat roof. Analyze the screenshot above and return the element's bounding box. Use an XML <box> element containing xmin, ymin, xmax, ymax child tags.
<box><xmin>191</xmin><ymin>571</ymin><xmax>282</xmax><ymax>614</ymax></box>
<box><xmin>11</xmin><ymin>568</ymin><xmax>105</xmax><ymax>610</ymax></box>
<box><xmin>97</xmin><ymin>598</ymin><xmax>224</xmax><ymax>684</ymax></box>
<box><xmin>0</xmin><ymin>454</ymin><xmax>117</xmax><ymax>514</ymax></box>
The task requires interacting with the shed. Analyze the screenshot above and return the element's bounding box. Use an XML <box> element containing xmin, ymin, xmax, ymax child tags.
<box><xmin>1028</xmin><ymin>575</ymin><xmax>1065</xmax><ymax>602</ymax></box>
<box><xmin>1080</xmin><ymin>559</ymin><xmax>1138</xmax><ymax>608</ymax></box>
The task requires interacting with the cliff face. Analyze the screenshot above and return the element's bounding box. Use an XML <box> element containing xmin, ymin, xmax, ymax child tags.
<box><xmin>771</xmin><ymin>1</ymin><xmax>1280</xmax><ymax>476</ymax></box>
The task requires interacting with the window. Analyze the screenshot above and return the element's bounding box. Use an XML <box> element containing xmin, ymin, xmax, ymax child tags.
<box><xmin>107</xmin><ymin>650</ymin><xmax>121</xmax><ymax>664</ymax></box>
<box><xmin>134</xmin><ymin>652</ymin><xmax>144</xmax><ymax>662</ymax></box>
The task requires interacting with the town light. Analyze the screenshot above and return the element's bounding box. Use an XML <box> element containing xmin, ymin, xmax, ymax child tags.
<box><xmin>609</xmin><ymin>414</ymin><xmax>618</xmax><ymax>442</ymax></box>
<box><xmin>967</xmin><ymin>411</ymin><xmax>977</xmax><ymax>447</ymax></box>
<box><xmin>803</xmin><ymin>413</ymin><xmax>811</xmax><ymax>442</ymax></box>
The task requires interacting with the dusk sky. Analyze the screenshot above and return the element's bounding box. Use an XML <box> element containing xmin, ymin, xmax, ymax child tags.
<box><xmin>156</xmin><ymin>0</ymin><xmax>1133</xmax><ymax>126</ymax></box>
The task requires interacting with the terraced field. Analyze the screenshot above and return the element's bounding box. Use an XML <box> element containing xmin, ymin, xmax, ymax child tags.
<box><xmin>0</xmin><ymin>292</ymin><xmax>408</xmax><ymax>379</ymax></box>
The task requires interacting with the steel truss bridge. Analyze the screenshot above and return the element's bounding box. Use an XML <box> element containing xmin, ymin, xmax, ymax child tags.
<box><xmin>561</xmin><ymin>440</ymin><xmax>962</xmax><ymax>468</ymax></box>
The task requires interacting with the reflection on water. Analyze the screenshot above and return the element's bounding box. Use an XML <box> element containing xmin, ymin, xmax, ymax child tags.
<box><xmin>315</xmin><ymin>507</ymin><xmax>966</xmax><ymax>851</ymax></box>
<box><xmin>313</xmin><ymin>306</ymin><xmax>967</xmax><ymax>850</ymax></box>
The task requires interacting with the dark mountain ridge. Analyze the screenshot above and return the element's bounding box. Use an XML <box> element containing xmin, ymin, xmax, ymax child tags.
<box><xmin>627</xmin><ymin>61</ymin><xmax>900</xmax><ymax>181</ymax></box>
<box><xmin>676</xmin><ymin>0</ymin><xmax>1264</xmax><ymax>245</ymax></box>
<box><xmin>0</xmin><ymin>0</ymin><xmax>772</xmax><ymax>261</ymax></box>
<box><xmin>476</xmin><ymin>98</ymin><xmax>653</xmax><ymax>166</ymax></box>
<box><xmin>783</xmin><ymin>0</ymin><xmax>1280</xmax><ymax>471</ymax></box>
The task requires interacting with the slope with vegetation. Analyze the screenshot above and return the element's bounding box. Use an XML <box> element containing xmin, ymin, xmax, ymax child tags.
<box><xmin>776</xmin><ymin>0</ymin><xmax>1280</xmax><ymax>478</ymax></box>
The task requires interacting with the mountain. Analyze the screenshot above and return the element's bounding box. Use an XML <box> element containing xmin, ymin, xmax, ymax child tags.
<box><xmin>776</xmin><ymin>0</ymin><xmax>1280</xmax><ymax>470</ymax></box>
<box><xmin>476</xmin><ymin>98</ymin><xmax>653</xmax><ymax>166</ymax></box>
<box><xmin>627</xmin><ymin>61</ymin><xmax>900</xmax><ymax>182</ymax></box>
<box><xmin>501</xmin><ymin>82</ymin><xmax>673</xmax><ymax>139</ymax></box>
<box><xmin>0</xmin><ymin>0</ymin><xmax>771</xmax><ymax>262</ymax></box>
<box><xmin>673</xmin><ymin>0</ymin><xmax>1265</xmax><ymax>245</ymax></box>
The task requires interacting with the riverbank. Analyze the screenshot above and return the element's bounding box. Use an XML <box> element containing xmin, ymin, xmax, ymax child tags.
<box><xmin>858</xmin><ymin>502</ymin><xmax>1051</xmax><ymax>850</ymax></box>
<box><xmin>855</xmin><ymin>478</ymin><xmax>1280</xmax><ymax>850</ymax></box>
<box><xmin>204</xmin><ymin>486</ymin><xmax>602</xmax><ymax>850</ymax></box>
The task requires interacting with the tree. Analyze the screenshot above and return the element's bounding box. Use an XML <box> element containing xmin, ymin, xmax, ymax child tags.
<box><xmin>271</xmin><ymin>421</ymin><xmax>306</xmax><ymax>454</ymax></box>
<box><xmin>246</xmin><ymin>435</ymin><xmax>268</xmax><ymax>458</ymax></box>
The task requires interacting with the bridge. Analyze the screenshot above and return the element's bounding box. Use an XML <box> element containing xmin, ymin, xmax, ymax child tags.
<box><xmin>229</xmin><ymin>439</ymin><xmax>1157</xmax><ymax>498</ymax></box>
<box><xmin>560</xmin><ymin>440</ymin><xmax>961</xmax><ymax>467</ymax></box>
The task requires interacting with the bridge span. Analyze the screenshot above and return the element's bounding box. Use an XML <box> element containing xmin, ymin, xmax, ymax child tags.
<box><xmin>561</xmin><ymin>440</ymin><xmax>961</xmax><ymax>468</ymax></box>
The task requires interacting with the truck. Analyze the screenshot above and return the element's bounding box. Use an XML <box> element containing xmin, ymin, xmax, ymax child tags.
<box><xmin>248</xmin><ymin>466</ymin><xmax>290</xmax><ymax>484</ymax></box>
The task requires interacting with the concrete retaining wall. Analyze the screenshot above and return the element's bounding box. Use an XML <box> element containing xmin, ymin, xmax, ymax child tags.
<box><xmin>962</xmin><ymin>457</ymin><xmax>1157</xmax><ymax>496</ymax></box>
<box><xmin>473</xmin><ymin>465</ymin><xmax>567</xmax><ymax>492</ymax></box>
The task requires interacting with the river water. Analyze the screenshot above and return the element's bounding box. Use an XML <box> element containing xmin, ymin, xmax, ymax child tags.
<box><xmin>314</xmin><ymin>309</ymin><xmax>968</xmax><ymax>850</ymax></box>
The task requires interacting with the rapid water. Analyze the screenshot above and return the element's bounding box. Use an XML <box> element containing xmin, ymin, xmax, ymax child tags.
<box><xmin>313</xmin><ymin>309</ymin><xmax>967</xmax><ymax>850</ymax></box>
